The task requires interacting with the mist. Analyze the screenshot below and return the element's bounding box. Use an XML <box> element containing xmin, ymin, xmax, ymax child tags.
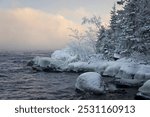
<box><xmin>0</xmin><ymin>8</ymin><xmax>83</xmax><ymax>51</ymax></box>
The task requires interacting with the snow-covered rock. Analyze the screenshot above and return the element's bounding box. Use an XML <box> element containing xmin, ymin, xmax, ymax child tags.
<box><xmin>113</xmin><ymin>62</ymin><xmax>144</xmax><ymax>86</ymax></box>
<box><xmin>67</xmin><ymin>62</ymin><xmax>95</xmax><ymax>72</ymax></box>
<box><xmin>29</xmin><ymin>48</ymin><xmax>150</xmax><ymax>88</ymax></box>
<box><xmin>95</xmin><ymin>62</ymin><xmax>109</xmax><ymax>74</ymax></box>
<box><xmin>33</xmin><ymin>56</ymin><xmax>51</xmax><ymax>68</ymax></box>
<box><xmin>115</xmin><ymin>63</ymin><xmax>138</xmax><ymax>79</ymax></box>
<box><xmin>136</xmin><ymin>80</ymin><xmax>150</xmax><ymax>99</ymax></box>
<box><xmin>32</xmin><ymin>56</ymin><xmax>66</xmax><ymax>71</ymax></box>
<box><xmin>113</xmin><ymin>53</ymin><xmax>120</xmax><ymax>60</ymax></box>
<box><xmin>103</xmin><ymin>62</ymin><xmax>121</xmax><ymax>77</ymax></box>
<box><xmin>134</xmin><ymin>65</ymin><xmax>150</xmax><ymax>80</ymax></box>
<box><xmin>75</xmin><ymin>72</ymin><xmax>105</xmax><ymax>94</ymax></box>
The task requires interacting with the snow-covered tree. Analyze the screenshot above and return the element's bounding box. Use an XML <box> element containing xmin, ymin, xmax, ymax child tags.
<box><xmin>110</xmin><ymin>4</ymin><xmax>117</xmax><ymax>31</ymax></box>
<box><xmin>68</xmin><ymin>16</ymin><xmax>102</xmax><ymax>61</ymax></box>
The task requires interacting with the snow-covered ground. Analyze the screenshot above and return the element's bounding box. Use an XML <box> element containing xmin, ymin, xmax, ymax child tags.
<box><xmin>29</xmin><ymin>47</ymin><xmax>150</xmax><ymax>87</ymax></box>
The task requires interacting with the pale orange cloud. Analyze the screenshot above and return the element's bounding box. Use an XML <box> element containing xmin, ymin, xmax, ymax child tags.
<box><xmin>0</xmin><ymin>8</ymin><xmax>84</xmax><ymax>51</ymax></box>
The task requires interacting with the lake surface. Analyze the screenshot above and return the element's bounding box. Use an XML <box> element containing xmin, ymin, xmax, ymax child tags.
<box><xmin>0</xmin><ymin>51</ymin><xmax>138</xmax><ymax>100</ymax></box>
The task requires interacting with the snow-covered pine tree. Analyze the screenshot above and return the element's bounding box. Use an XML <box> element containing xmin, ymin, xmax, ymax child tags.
<box><xmin>135</xmin><ymin>0</ymin><xmax>150</xmax><ymax>55</ymax></box>
<box><xmin>110</xmin><ymin>4</ymin><xmax>117</xmax><ymax>32</ymax></box>
<box><xmin>109</xmin><ymin>3</ymin><xmax>121</xmax><ymax>57</ymax></box>
<box><xmin>118</xmin><ymin>0</ymin><xmax>138</xmax><ymax>56</ymax></box>
<box><xmin>96</xmin><ymin>3</ymin><xmax>118</xmax><ymax>59</ymax></box>
<box><xmin>96</xmin><ymin>0</ymin><xmax>150</xmax><ymax>61</ymax></box>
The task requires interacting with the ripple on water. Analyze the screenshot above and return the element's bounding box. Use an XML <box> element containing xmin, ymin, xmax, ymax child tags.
<box><xmin>0</xmin><ymin>51</ymin><xmax>138</xmax><ymax>100</ymax></box>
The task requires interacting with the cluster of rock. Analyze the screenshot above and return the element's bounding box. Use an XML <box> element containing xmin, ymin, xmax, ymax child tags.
<box><xmin>27</xmin><ymin>51</ymin><xmax>150</xmax><ymax>99</ymax></box>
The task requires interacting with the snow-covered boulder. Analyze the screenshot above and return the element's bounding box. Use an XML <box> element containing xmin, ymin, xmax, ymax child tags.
<box><xmin>134</xmin><ymin>65</ymin><xmax>150</xmax><ymax>80</ymax></box>
<box><xmin>115</xmin><ymin>64</ymin><xmax>138</xmax><ymax>79</ymax></box>
<box><xmin>33</xmin><ymin>56</ymin><xmax>51</xmax><ymax>68</ymax></box>
<box><xmin>31</xmin><ymin>56</ymin><xmax>67</xmax><ymax>71</ymax></box>
<box><xmin>136</xmin><ymin>80</ymin><xmax>150</xmax><ymax>99</ymax></box>
<box><xmin>103</xmin><ymin>62</ymin><xmax>121</xmax><ymax>77</ymax></box>
<box><xmin>75</xmin><ymin>72</ymin><xmax>105</xmax><ymax>94</ymax></box>
<box><xmin>114</xmin><ymin>63</ymin><xmax>144</xmax><ymax>86</ymax></box>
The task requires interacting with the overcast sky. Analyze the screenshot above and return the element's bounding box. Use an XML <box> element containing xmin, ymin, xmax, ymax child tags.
<box><xmin>0</xmin><ymin>0</ymin><xmax>117</xmax><ymax>51</ymax></box>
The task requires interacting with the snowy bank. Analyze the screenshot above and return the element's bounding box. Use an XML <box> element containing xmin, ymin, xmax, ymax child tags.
<box><xmin>29</xmin><ymin>48</ymin><xmax>150</xmax><ymax>87</ymax></box>
<box><xmin>75</xmin><ymin>72</ymin><xmax>105</xmax><ymax>94</ymax></box>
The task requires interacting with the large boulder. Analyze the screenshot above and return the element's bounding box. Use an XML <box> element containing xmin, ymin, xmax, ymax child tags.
<box><xmin>30</xmin><ymin>56</ymin><xmax>67</xmax><ymax>72</ymax></box>
<box><xmin>75</xmin><ymin>72</ymin><xmax>105</xmax><ymax>94</ymax></box>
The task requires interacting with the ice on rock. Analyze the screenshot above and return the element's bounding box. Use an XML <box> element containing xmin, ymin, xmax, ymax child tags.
<box><xmin>75</xmin><ymin>72</ymin><xmax>105</xmax><ymax>94</ymax></box>
<box><xmin>113</xmin><ymin>53</ymin><xmax>120</xmax><ymax>60</ymax></box>
<box><xmin>95</xmin><ymin>62</ymin><xmax>109</xmax><ymax>74</ymax></box>
<box><xmin>115</xmin><ymin>63</ymin><xmax>138</xmax><ymax>79</ymax></box>
<box><xmin>33</xmin><ymin>56</ymin><xmax>51</xmax><ymax>67</ymax></box>
<box><xmin>51</xmin><ymin>47</ymin><xmax>79</xmax><ymax>63</ymax></box>
<box><xmin>67</xmin><ymin>62</ymin><xmax>95</xmax><ymax>72</ymax></box>
<box><xmin>114</xmin><ymin>63</ymin><xmax>142</xmax><ymax>86</ymax></box>
<box><xmin>103</xmin><ymin>62</ymin><xmax>121</xmax><ymax>77</ymax></box>
<box><xmin>134</xmin><ymin>65</ymin><xmax>150</xmax><ymax>80</ymax></box>
<box><xmin>32</xmin><ymin>56</ymin><xmax>66</xmax><ymax>71</ymax></box>
<box><xmin>136</xmin><ymin>80</ymin><xmax>150</xmax><ymax>99</ymax></box>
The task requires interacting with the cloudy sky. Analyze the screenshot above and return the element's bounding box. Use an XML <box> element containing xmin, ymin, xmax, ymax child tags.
<box><xmin>0</xmin><ymin>0</ymin><xmax>117</xmax><ymax>51</ymax></box>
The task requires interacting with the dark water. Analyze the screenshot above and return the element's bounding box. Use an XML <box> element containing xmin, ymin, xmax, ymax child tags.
<box><xmin>0</xmin><ymin>51</ymin><xmax>138</xmax><ymax>100</ymax></box>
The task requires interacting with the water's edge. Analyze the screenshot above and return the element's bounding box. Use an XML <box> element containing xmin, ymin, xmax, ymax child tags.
<box><xmin>0</xmin><ymin>51</ymin><xmax>138</xmax><ymax>100</ymax></box>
